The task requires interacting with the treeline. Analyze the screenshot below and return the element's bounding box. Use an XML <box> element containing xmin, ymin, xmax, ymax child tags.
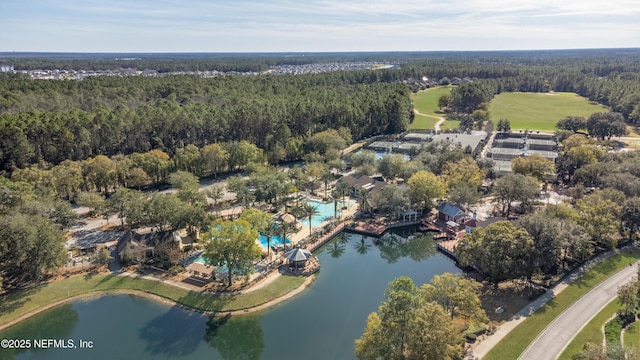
<box><xmin>0</xmin><ymin>73</ymin><xmax>411</xmax><ymax>172</ymax></box>
<box><xmin>2</xmin><ymin>52</ymin><xmax>409</xmax><ymax>72</ymax></box>
<box><xmin>3</xmin><ymin>56</ymin><xmax>317</xmax><ymax>73</ymax></box>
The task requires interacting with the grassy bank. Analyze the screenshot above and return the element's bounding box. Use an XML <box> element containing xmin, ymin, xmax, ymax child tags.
<box><xmin>0</xmin><ymin>272</ymin><xmax>308</xmax><ymax>328</ymax></box>
<box><xmin>484</xmin><ymin>248</ymin><xmax>640</xmax><ymax>360</ymax></box>
<box><xmin>625</xmin><ymin>319</ymin><xmax>640</xmax><ymax>349</ymax></box>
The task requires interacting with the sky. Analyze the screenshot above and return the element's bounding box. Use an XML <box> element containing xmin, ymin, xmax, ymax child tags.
<box><xmin>1</xmin><ymin>0</ymin><xmax>639</xmax><ymax>53</ymax></box>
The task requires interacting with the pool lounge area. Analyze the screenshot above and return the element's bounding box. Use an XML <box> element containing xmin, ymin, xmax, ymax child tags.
<box><xmin>300</xmin><ymin>199</ymin><xmax>343</xmax><ymax>228</ymax></box>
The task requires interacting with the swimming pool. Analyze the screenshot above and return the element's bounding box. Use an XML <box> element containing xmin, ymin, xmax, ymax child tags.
<box><xmin>193</xmin><ymin>254</ymin><xmax>257</xmax><ymax>275</ymax></box>
<box><xmin>299</xmin><ymin>199</ymin><xmax>342</xmax><ymax>228</ymax></box>
<box><xmin>259</xmin><ymin>234</ymin><xmax>290</xmax><ymax>248</ymax></box>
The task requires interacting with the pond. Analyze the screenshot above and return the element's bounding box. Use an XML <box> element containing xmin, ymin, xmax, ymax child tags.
<box><xmin>0</xmin><ymin>231</ymin><xmax>460</xmax><ymax>360</ymax></box>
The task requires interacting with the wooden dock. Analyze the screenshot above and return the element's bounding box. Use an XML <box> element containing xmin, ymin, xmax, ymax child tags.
<box><xmin>436</xmin><ymin>238</ymin><xmax>459</xmax><ymax>262</ymax></box>
<box><xmin>386</xmin><ymin>220</ymin><xmax>421</xmax><ymax>229</ymax></box>
<box><xmin>307</xmin><ymin>222</ymin><xmax>346</xmax><ymax>252</ymax></box>
<box><xmin>344</xmin><ymin>221</ymin><xmax>387</xmax><ymax>237</ymax></box>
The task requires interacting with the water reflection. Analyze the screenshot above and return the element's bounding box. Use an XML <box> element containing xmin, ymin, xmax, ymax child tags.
<box><xmin>377</xmin><ymin>235</ymin><xmax>436</xmax><ymax>263</ymax></box>
<box><xmin>0</xmin><ymin>303</ymin><xmax>78</xmax><ymax>359</ymax></box>
<box><xmin>354</xmin><ymin>235</ymin><xmax>372</xmax><ymax>255</ymax></box>
<box><xmin>205</xmin><ymin>313</ymin><xmax>264</xmax><ymax>360</ymax></box>
<box><xmin>327</xmin><ymin>241</ymin><xmax>346</xmax><ymax>258</ymax></box>
<box><xmin>327</xmin><ymin>235</ymin><xmax>348</xmax><ymax>258</ymax></box>
<box><xmin>139</xmin><ymin>305</ymin><xmax>207</xmax><ymax>357</ymax></box>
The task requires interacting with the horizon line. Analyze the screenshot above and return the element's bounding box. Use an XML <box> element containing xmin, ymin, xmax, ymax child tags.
<box><xmin>1</xmin><ymin>47</ymin><xmax>639</xmax><ymax>56</ymax></box>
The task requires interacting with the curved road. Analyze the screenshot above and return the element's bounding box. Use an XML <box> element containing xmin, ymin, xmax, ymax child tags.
<box><xmin>518</xmin><ymin>260</ymin><xmax>640</xmax><ymax>360</ymax></box>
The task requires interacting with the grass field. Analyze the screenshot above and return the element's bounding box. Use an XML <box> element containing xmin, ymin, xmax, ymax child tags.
<box><xmin>410</xmin><ymin>86</ymin><xmax>452</xmax><ymax>116</ymax></box>
<box><xmin>489</xmin><ymin>92</ymin><xmax>609</xmax><ymax>131</ymax></box>
<box><xmin>484</xmin><ymin>249</ymin><xmax>640</xmax><ymax>360</ymax></box>
<box><xmin>558</xmin><ymin>300</ymin><xmax>623</xmax><ymax>359</ymax></box>
<box><xmin>408</xmin><ymin>114</ymin><xmax>439</xmax><ymax>130</ymax></box>
<box><xmin>0</xmin><ymin>273</ymin><xmax>307</xmax><ymax>329</ymax></box>
<box><xmin>439</xmin><ymin>119</ymin><xmax>460</xmax><ymax>130</ymax></box>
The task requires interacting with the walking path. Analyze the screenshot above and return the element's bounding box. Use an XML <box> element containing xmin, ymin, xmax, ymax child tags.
<box><xmin>413</xmin><ymin>109</ymin><xmax>444</xmax><ymax>131</ymax></box>
<box><xmin>472</xmin><ymin>248</ymin><xmax>636</xmax><ymax>359</ymax></box>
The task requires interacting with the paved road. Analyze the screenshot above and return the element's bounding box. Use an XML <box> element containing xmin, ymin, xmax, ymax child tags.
<box><xmin>518</xmin><ymin>260</ymin><xmax>640</xmax><ymax>360</ymax></box>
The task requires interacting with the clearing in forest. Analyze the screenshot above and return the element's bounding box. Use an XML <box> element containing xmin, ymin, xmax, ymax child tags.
<box><xmin>489</xmin><ymin>92</ymin><xmax>608</xmax><ymax>131</ymax></box>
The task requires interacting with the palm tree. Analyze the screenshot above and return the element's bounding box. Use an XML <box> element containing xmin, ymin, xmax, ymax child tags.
<box><xmin>301</xmin><ymin>203</ymin><xmax>319</xmax><ymax>236</ymax></box>
<box><xmin>331</xmin><ymin>189</ymin><xmax>340</xmax><ymax>219</ymax></box>
<box><xmin>336</xmin><ymin>179</ymin><xmax>351</xmax><ymax>203</ymax></box>
<box><xmin>263</xmin><ymin>219</ymin><xmax>278</xmax><ymax>258</ymax></box>
<box><xmin>277</xmin><ymin>220</ymin><xmax>291</xmax><ymax>253</ymax></box>
<box><xmin>359</xmin><ymin>187</ymin><xmax>371</xmax><ymax>215</ymax></box>
<box><xmin>321</xmin><ymin>171</ymin><xmax>334</xmax><ymax>200</ymax></box>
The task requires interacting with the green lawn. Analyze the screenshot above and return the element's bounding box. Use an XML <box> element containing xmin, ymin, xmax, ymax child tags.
<box><xmin>489</xmin><ymin>92</ymin><xmax>609</xmax><ymax>131</ymax></box>
<box><xmin>408</xmin><ymin>114</ymin><xmax>439</xmax><ymax>130</ymax></box>
<box><xmin>410</xmin><ymin>86</ymin><xmax>452</xmax><ymax>117</ymax></box>
<box><xmin>484</xmin><ymin>249</ymin><xmax>640</xmax><ymax>360</ymax></box>
<box><xmin>0</xmin><ymin>273</ymin><xmax>308</xmax><ymax>328</ymax></box>
<box><xmin>439</xmin><ymin>119</ymin><xmax>461</xmax><ymax>130</ymax></box>
<box><xmin>558</xmin><ymin>300</ymin><xmax>623</xmax><ymax>359</ymax></box>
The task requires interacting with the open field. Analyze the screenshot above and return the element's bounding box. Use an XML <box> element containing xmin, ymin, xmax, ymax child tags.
<box><xmin>408</xmin><ymin>113</ymin><xmax>439</xmax><ymax>130</ymax></box>
<box><xmin>439</xmin><ymin>119</ymin><xmax>460</xmax><ymax>130</ymax></box>
<box><xmin>484</xmin><ymin>248</ymin><xmax>640</xmax><ymax>360</ymax></box>
<box><xmin>489</xmin><ymin>92</ymin><xmax>609</xmax><ymax>131</ymax></box>
<box><xmin>558</xmin><ymin>300</ymin><xmax>623</xmax><ymax>359</ymax></box>
<box><xmin>410</xmin><ymin>86</ymin><xmax>452</xmax><ymax>117</ymax></box>
<box><xmin>0</xmin><ymin>272</ymin><xmax>307</xmax><ymax>330</ymax></box>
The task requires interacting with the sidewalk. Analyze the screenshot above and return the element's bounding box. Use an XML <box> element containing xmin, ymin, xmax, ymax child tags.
<box><xmin>471</xmin><ymin>247</ymin><xmax>634</xmax><ymax>359</ymax></box>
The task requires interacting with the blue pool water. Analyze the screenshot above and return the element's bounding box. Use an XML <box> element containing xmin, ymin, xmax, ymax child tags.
<box><xmin>193</xmin><ymin>255</ymin><xmax>253</xmax><ymax>275</ymax></box>
<box><xmin>192</xmin><ymin>233</ymin><xmax>290</xmax><ymax>267</ymax></box>
<box><xmin>259</xmin><ymin>234</ymin><xmax>290</xmax><ymax>248</ymax></box>
<box><xmin>300</xmin><ymin>199</ymin><xmax>341</xmax><ymax>228</ymax></box>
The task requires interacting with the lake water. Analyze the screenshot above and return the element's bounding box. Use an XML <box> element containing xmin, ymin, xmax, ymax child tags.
<box><xmin>0</xmin><ymin>231</ymin><xmax>460</xmax><ymax>360</ymax></box>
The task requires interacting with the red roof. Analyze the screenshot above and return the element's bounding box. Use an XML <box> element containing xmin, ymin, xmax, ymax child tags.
<box><xmin>465</xmin><ymin>219</ymin><xmax>478</xmax><ymax>228</ymax></box>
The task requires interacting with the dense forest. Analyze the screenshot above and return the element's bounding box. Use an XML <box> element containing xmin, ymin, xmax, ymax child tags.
<box><xmin>2</xmin><ymin>49</ymin><xmax>640</xmax><ymax>177</ymax></box>
<box><xmin>0</xmin><ymin>73</ymin><xmax>412</xmax><ymax>172</ymax></box>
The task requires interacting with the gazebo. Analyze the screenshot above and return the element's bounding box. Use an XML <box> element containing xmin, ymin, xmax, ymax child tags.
<box><xmin>283</xmin><ymin>246</ymin><xmax>311</xmax><ymax>271</ymax></box>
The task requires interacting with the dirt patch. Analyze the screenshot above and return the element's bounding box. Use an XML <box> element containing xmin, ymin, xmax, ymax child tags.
<box><xmin>480</xmin><ymin>280</ymin><xmax>543</xmax><ymax>323</ymax></box>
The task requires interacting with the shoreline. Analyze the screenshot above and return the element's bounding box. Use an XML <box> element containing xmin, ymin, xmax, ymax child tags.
<box><xmin>0</xmin><ymin>273</ymin><xmax>316</xmax><ymax>333</ymax></box>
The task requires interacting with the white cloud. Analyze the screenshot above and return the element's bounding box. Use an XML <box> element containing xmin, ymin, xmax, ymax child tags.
<box><xmin>1</xmin><ymin>0</ymin><xmax>639</xmax><ymax>52</ymax></box>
